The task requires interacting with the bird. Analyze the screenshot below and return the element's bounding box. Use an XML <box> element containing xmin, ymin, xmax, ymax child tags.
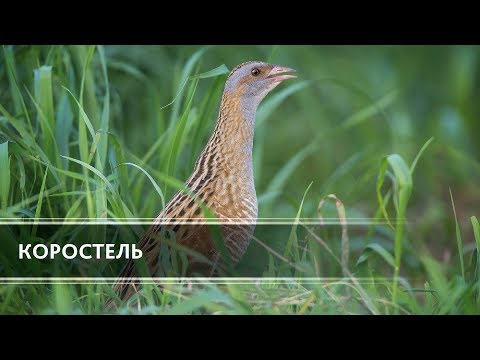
<box><xmin>107</xmin><ymin>61</ymin><xmax>296</xmax><ymax>308</ymax></box>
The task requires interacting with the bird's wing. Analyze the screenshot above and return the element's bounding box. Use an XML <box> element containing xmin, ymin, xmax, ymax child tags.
<box><xmin>106</xmin><ymin>188</ymin><xmax>218</xmax><ymax>308</ymax></box>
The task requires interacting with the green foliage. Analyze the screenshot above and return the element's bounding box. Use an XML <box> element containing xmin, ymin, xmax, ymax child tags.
<box><xmin>0</xmin><ymin>141</ymin><xmax>10</xmax><ymax>210</ymax></box>
<box><xmin>0</xmin><ymin>45</ymin><xmax>479</xmax><ymax>314</ymax></box>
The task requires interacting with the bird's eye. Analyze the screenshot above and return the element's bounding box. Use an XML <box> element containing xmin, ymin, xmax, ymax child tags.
<box><xmin>251</xmin><ymin>68</ymin><xmax>260</xmax><ymax>76</ymax></box>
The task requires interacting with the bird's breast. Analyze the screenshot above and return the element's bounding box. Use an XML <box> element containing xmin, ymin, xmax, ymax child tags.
<box><xmin>213</xmin><ymin>176</ymin><xmax>257</xmax><ymax>264</ymax></box>
<box><xmin>213</xmin><ymin>172</ymin><xmax>257</xmax><ymax>222</ymax></box>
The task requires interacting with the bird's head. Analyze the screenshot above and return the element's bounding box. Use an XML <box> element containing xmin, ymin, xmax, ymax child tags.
<box><xmin>224</xmin><ymin>61</ymin><xmax>296</xmax><ymax>106</ymax></box>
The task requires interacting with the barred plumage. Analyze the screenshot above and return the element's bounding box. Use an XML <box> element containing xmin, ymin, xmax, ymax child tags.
<box><xmin>107</xmin><ymin>61</ymin><xmax>296</xmax><ymax>308</ymax></box>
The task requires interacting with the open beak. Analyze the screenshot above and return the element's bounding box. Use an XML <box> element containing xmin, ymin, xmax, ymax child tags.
<box><xmin>267</xmin><ymin>66</ymin><xmax>297</xmax><ymax>82</ymax></box>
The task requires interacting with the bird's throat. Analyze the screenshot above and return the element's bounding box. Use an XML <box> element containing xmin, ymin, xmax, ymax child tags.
<box><xmin>213</xmin><ymin>93</ymin><xmax>256</xmax><ymax>155</ymax></box>
<box><xmin>191</xmin><ymin>92</ymin><xmax>257</xmax><ymax>185</ymax></box>
<box><xmin>218</xmin><ymin>92</ymin><xmax>256</xmax><ymax>147</ymax></box>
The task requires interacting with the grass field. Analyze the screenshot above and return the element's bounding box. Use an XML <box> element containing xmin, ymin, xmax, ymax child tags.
<box><xmin>0</xmin><ymin>45</ymin><xmax>479</xmax><ymax>314</ymax></box>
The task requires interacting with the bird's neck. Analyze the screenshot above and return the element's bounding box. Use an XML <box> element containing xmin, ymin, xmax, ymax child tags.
<box><xmin>191</xmin><ymin>92</ymin><xmax>256</xmax><ymax>183</ymax></box>
<box><xmin>214</xmin><ymin>92</ymin><xmax>256</xmax><ymax>153</ymax></box>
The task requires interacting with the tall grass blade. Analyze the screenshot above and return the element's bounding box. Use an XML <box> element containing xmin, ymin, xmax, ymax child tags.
<box><xmin>190</xmin><ymin>64</ymin><xmax>229</xmax><ymax>79</ymax></box>
<box><xmin>63</xmin><ymin>87</ymin><xmax>97</xmax><ymax>151</ymax></box>
<box><xmin>13</xmin><ymin>153</ymin><xmax>26</xmax><ymax>194</ymax></box>
<box><xmin>188</xmin><ymin>76</ymin><xmax>224</xmax><ymax>169</ymax></box>
<box><xmin>55</xmin><ymin>94</ymin><xmax>73</xmax><ymax>168</ymax></box>
<box><xmin>255</xmin><ymin>81</ymin><xmax>311</xmax><ymax>182</ymax></box>
<box><xmin>318</xmin><ymin>194</ymin><xmax>349</xmax><ymax>276</ymax></box>
<box><xmin>163</xmin><ymin>80</ymin><xmax>198</xmax><ymax>197</ymax></box>
<box><xmin>263</xmin><ymin>142</ymin><xmax>318</xmax><ymax>210</ymax></box>
<box><xmin>2</xmin><ymin>46</ymin><xmax>36</xmax><ymax>138</ymax></box>
<box><xmin>0</xmin><ymin>142</ymin><xmax>10</xmax><ymax>210</ymax></box>
<box><xmin>341</xmin><ymin>91</ymin><xmax>397</xmax><ymax>130</ymax></box>
<box><xmin>356</xmin><ymin>243</ymin><xmax>395</xmax><ymax>268</ymax></box>
<box><xmin>118</xmin><ymin>162</ymin><xmax>166</xmax><ymax>210</ymax></box>
<box><xmin>34</xmin><ymin>66</ymin><xmax>60</xmax><ymax>167</ymax></box>
<box><xmin>471</xmin><ymin>216</ymin><xmax>480</xmax><ymax>282</ymax></box>
<box><xmin>449</xmin><ymin>188</ymin><xmax>465</xmax><ymax>279</ymax></box>
<box><xmin>256</xmin><ymin>81</ymin><xmax>311</xmax><ymax>127</ymax></box>
<box><xmin>61</xmin><ymin>155</ymin><xmax>114</xmax><ymax>193</ymax></box>
<box><xmin>3</xmin><ymin>46</ymin><xmax>22</xmax><ymax>115</ymax></box>
<box><xmin>168</xmin><ymin>46</ymin><xmax>209</xmax><ymax>125</ymax></box>
<box><xmin>410</xmin><ymin>137</ymin><xmax>434</xmax><ymax>173</ymax></box>
<box><xmin>95</xmin><ymin>46</ymin><xmax>110</xmax><ymax>219</ymax></box>
<box><xmin>97</xmin><ymin>45</ymin><xmax>110</xmax><ymax>171</ymax></box>
<box><xmin>77</xmin><ymin>45</ymin><xmax>96</xmax><ymax>162</ymax></box>
<box><xmin>377</xmin><ymin>136</ymin><xmax>432</xmax><ymax>309</ymax></box>
<box><xmin>284</xmin><ymin>182</ymin><xmax>313</xmax><ymax>261</ymax></box>
<box><xmin>32</xmin><ymin>165</ymin><xmax>49</xmax><ymax>236</ymax></box>
<box><xmin>53</xmin><ymin>283</ymin><xmax>72</xmax><ymax>315</ymax></box>
<box><xmin>387</xmin><ymin>154</ymin><xmax>411</xmax><ymax>309</ymax></box>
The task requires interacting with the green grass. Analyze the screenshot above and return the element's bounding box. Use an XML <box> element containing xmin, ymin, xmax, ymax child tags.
<box><xmin>0</xmin><ymin>45</ymin><xmax>480</xmax><ymax>314</ymax></box>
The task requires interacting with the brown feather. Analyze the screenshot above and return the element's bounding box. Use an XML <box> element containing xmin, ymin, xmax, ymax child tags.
<box><xmin>105</xmin><ymin>61</ymin><xmax>295</xmax><ymax>310</ymax></box>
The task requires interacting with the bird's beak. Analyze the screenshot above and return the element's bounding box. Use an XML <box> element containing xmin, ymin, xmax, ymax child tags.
<box><xmin>267</xmin><ymin>66</ymin><xmax>297</xmax><ymax>82</ymax></box>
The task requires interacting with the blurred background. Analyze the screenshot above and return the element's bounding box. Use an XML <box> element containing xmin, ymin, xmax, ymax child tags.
<box><xmin>105</xmin><ymin>45</ymin><xmax>479</xmax><ymax>236</ymax></box>
<box><xmin>1</xmin><ymin>45</ymin><xmax>480</xmax><ymax>313</ymax></box>
<box><xmin>1</xmin><ymin>44</ymin><xmax>479</xmax><ymax>276</ymax></box>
